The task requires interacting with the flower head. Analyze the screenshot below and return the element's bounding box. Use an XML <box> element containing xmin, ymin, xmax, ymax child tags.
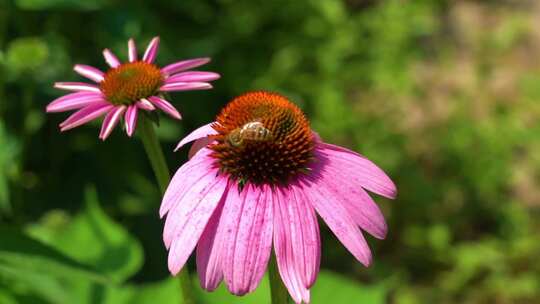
<box><xmin>161</xmin><ymin>91</ymin><xmax>397</xmax><ymax>303</ymax></box>
<box><xmin>46</xmin><ymin>37</ymin><xmax>220</xmax><ymax>140</ymax></box>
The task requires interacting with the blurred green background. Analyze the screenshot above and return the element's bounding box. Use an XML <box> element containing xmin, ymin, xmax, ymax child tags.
<box><xmin>1</xmin><ymin>0</ymin><xmax>539</xmax><ymax>303</ymax></box>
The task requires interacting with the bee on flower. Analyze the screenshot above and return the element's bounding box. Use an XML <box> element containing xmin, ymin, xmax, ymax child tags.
<box><xmin>161</xmin><ymin>91</ymin><xmax>397</xmax><ymax>304</ymax></box>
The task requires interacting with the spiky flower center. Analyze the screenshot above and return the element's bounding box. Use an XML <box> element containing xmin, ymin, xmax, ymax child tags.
<box><xmin>100</xmin><ymin>61</ymin><xmax>163</xmax><ymax>105</ymax></box>
<box><xmin>210</xmin><ymin>91</ymin><xmax>314</xmax><ymax>185</ymax></box>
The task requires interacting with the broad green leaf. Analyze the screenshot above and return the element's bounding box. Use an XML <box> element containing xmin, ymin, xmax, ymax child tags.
<box><xmin>196</xmin><ymin>270</ymin><xmax>386</xmax><ymax>304</ymax></box>
<box><xmin>26</xmin><ymin>186</ymin><xmax>144</xmax><ymax>303</ymax></box>
<box><xmin>103</xmin><ymin>278</ymin><xmax>182</xmax><ymax>304</ymax></box>
<box><xmin>196</xmin><ymin>274</ymin><xmax>270</xmax><ymax>304</ymax></box>
<box><xmin>28</xmin><ymin>187</ymin><xmax>143</xmax><ymax>282</ymax></box>
<box><xmin>0</xmin><ymin>227</ymin><xmax>110</xmax><ymax>303</ymax></box>
<box><xmin>0</xmin><ymin>227</ymin><xmax>108</xmax><ymax>284</ymax></box>
<box><xmin>311</xmin><ymin>271</ymin><xmax>387</xmax><ymax>304</ymax></box>
<box><xmin>0</xmin><ymin>263</ymin><xmax>70</xmax><ymax>304</ymax></box>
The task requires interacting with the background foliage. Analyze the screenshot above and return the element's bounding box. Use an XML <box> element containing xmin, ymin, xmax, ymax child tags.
<box><xmin>1</xmin><ymin>0</ymin><xmax>539</xmax><ymax>303</ymax></box>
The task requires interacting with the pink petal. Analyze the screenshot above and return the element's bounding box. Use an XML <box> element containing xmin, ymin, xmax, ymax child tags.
<box><xmin>128</xmin><ymin>38</ymin><xmax>137</xmax><ymax>62</ymax></box>
<box><xmin>289</xmin><ymin>183</ymin><xmax>321</xmax><ymax>287</ymax></box>
<box><xmin>165</xmin><ymin>71</ymin><xmax>220</xmax><ymax>83</ymax></box>
<box><xmin>99</xmin><ymin>105</ymin><xmax>126</xmax><ymax>140</ymax></box>
<box><xmin>161</xmin><ymin>58</ymin><xmax>211</xmax><ymax>76</ymax></box>
<box><xmin>103</xmin><ymin>49</ymin><xmax>120</xmax><ymax>68</ymax></box>
<box><xmin>174</xmin><ymin>122</ymin><xmax>218</xmax><ymax>151</ymax></box>
<box><xmin>143</xmin><ymin>37</ymin><xmax>160</xmax><ymax>63</ymax></box>
<box><xmin>46</xmin><ymin>92</ymin><xmax>106</xmax><ymax>112</ymax></box>
<box><xmin>317</xmin><ymin>143</ymin><xmax>397</xmax><ymax>199</ymax></box>
<box><xmin>160</xmin><ymin>82</ymin><xmax>213</xmax><ymax>92</ymax></box>
<box><xmin>163</xmin><ymin>167</ymin><xmax>223</xmax><ymax>246</ymax></box>
<box><xmin>160</xmin><ymin>148</ymin><xmax>214</xmax><ymax>218</ymax></box>
<box><xmin>196</xmin><ymin>196</ymin><xmax>226</xmax><ymax>291</ymax></box>
<box><xmin>315</xmin><ymin>156</ymin><xmax>387</xmax><ymax>239</ymax></box>
<box><xmin>166</xmin><ymin>173</ymin><xmax>228</xmax><ymax>275</ymax></box>
<box><xmin>301</xmin><ymin>175</ymin><xmax>372</xmax><ymax>266</ymax></box>
<box><xmin>59</xmin><ymin>103</ymin><xmax>113</xmax><ymax>131</ymax></box>
<box><xmin>124</xmin><ymin>105</ymin><xmax>138</xmax><ymax>137</ymax></box>
<box><xmin>136</xmin><ymin>98</ymin><xmax>156</xmax><ymax>111</ymax></box>
<box><xmin>188</xmin><ymin>137</ymin><xmax>215</xmax><ymax>159</ymax></box>
<box><xmin>54</xmin><ymin>82</ymin><xmax>101</xmax><ymax>93</ymax></box>
<box><xmin>273</xmin><ymin>187</ymin><xmax>311</xmax><ymax>304</ymax></box>
<box><xmin>73</xmin><ymin>64</ymin><xmax>104</xmax><ymax>83</ymax></box>
<box><xmin>222</xmin><ymin>184</ymin><xmax>273</xmax><ymax>296</ymax></box>
<box><xmin>147</xmin><ymin>96</ymin><xmax>181</xmax><ymax>120</ymax></box>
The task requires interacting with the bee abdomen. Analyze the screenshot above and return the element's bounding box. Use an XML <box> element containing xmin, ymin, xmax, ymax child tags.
<box><xmin>227</xmin><ymin>121</ymin><xmax>273</xmax><ymax>147</ymax></box>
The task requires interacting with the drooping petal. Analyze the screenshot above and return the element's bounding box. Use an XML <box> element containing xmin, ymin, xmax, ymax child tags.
<box><xmin>161</xmin><ymin>58</ymin><xmax>211</xmax><ymax>76</ymax></box>
<box><xmin>136</xmin><ymin>98</ymin><xmax>156</xmax><ymax>111</ymax></box>
<box><xmin>222</xmin><ymin>184</ymin><xmax>273</xmax><ymax>295</ymax></box>
<box><xmin>147</xmin><ymin>96</ymin><xmax>181</xmax><ymax>120</ymax></box>
<box><xmin>188</xmin><ymin>137</ymin><xmax>215</xmax><ymax>159</ymax></box>
<box><xmin>317</xmin><ymin>143</ymin><xmax>397</xmax><ymax>199</ymax></box>
<box><xmin>315</xmin><ymin>156</ymin><xmax>387</xmax><ymax>239</ymax></box>
<box><xmin>174</xmin><ymin>122</ymin><xmax>218</xmax><ymax>151</ymax></box>
<box><xmin>272</xmin><ymin>187</ymin><xmax>310</xmax><ymax>304</ymax></box>
<box><xmin>159</xmin><ymin>148</ymin><xmax>214</xmax><ymax>217</ymax></box>
<box><xmin>54</xmin><ymin>82</ymin><xmax>101</xmax><ymax>93</ymax></box>
<box><xmin>99</xmin><ymin>105</ymin><xmax>126</xmax><ymax>140</ymax></box>
<box><xmin>246</xmin><ymin>187</ymin><xmax>274</xmax><ymax>292</ymax></box>
<box><xmin>289</xmin><ymin>183</ymin><xmax>321</xmax><ymax>287</ymax></box>
<box><xmin>103</xmin><ymin>49</ymin><xmax>121</xmax><ymax>68</ymax></box>
<box><xmin>166</xmin><ymin>172</ymin><xmax>228</xmax><ymax>275</ymax></box>
<box><xmin>73</xmin><ymin>64</ymin><xmax>104</xmax><ymax>83</ymax></box>
<box><xmin>59</xmin><ymin>103</ymin><xmax>114</xmax><ymax>131</ymax></box>
<box><xmin>160</xmin><ymin>82</ymin><xmax>213</xmax><ymax>92</ymax></box>
<box><xmin>124</xmin><ymin>105</ymin><xmax>138</xmax><ymax>137</ymax></box>
<box><xmin>163</xmin><ymin>167</ymin><xmax>222</xmax><ymax>247</ymax></box>
<box><xmin>128</xmin><ymin>38</ymin><xmax>137</xmax><ymax>62</ymax></box>
<box><xmin>143</xmin><ymin>36</ymin><xmax>160</xmax><ymax>63</ymax></box>
<box><xmin>301</xmin><ymin>174</ymin><xmax>372</xmax><ymax>266</ymax></box>
<box><xmin>196</xmin><ymin>195</ymin><xmax>226</xmax><ymax>291</ymax></box>
<box><xmin>46</xmin><ymin>92</ymin><xmax>105</xmax><ymax>112</ymax></box>
<box><xmin>165</xmin><ymin>71</ymin><xmax>220</xmax><ymax>83</ymax></box>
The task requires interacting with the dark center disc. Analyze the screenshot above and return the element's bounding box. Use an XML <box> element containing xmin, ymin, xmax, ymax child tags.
<box><xmin>100</xmin><ymin>61</ymin><xmax>163</xmax><ymax>105</ymax></box>
<box><xmin>210</xmin><ymin>91</ymin><xmax>315</xmax><ymax>185</ymax></box>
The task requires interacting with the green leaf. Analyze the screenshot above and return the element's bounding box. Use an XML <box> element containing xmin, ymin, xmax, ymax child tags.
<box><xmin>104</xmin><ymin>278</ymin><xmax>182</xmax><ymax>304</ymax></box>
<box><xmin>0</xmin><ymin>227</ymin><xmax>108</xmax><ymax>284</ymax></box>
<box><xmin>0</xmin><ymin>227</ymin><xmax>110</xmax><ymax>303</ymax></box>
<box><xmin>311</xmin><ymin>271</ymin><xmax>387</xmax><ymax>304</ymax></box>
<box><xmin>196</xmin><ymin>274</ymin><xmax>270</xmax><ymax>304</ymax></box>
<box><xmin>28</xmin><ymin>186</ymin><xmax>144</xmax><ymax>283</ymax></box>
<box><xmin>23</xmin><ymin>187</ymin><xmax>145</xmax><ymax>303</ymax></box>
<box><xmin>196</xmin><ymin>270</ymin><xmax>387</xmax><ymax>304</ymax></box>
<box><xmin>0</xmin><ymin>262</ymin><xmax>70</xmax><ymax>304</ymax></box>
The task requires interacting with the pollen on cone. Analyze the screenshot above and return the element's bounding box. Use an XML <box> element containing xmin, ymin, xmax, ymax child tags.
<box><xmin>100</xmin><ymin>61</ymin><xmax>163</xmax><ymax>105</ymax></box>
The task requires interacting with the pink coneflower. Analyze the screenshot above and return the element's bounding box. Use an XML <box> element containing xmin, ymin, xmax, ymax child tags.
<box><xmin>46</xmin><ymin>36</ymin><xmax>220</xmax><ymax>140</ymax></box>
<box><xmin>161</xmin><ymin>91</ymin><xmax>397</xmax><ymax>303</ymax></box>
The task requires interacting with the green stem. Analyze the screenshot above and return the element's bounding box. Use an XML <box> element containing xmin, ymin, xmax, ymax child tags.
<box><xmin>138</xmin><ymin>116</ymin><xmax>169</xmax><ymax>193</ymax></box>
<box><xmin>138</xmin><ymin>115</ymin><xmax>196</xmax><ymax>304</ymax></box>
<box><xmin>269</xmin><ymin>255</ymin><xmax>290</xmax><ymax>304</ymax></box>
